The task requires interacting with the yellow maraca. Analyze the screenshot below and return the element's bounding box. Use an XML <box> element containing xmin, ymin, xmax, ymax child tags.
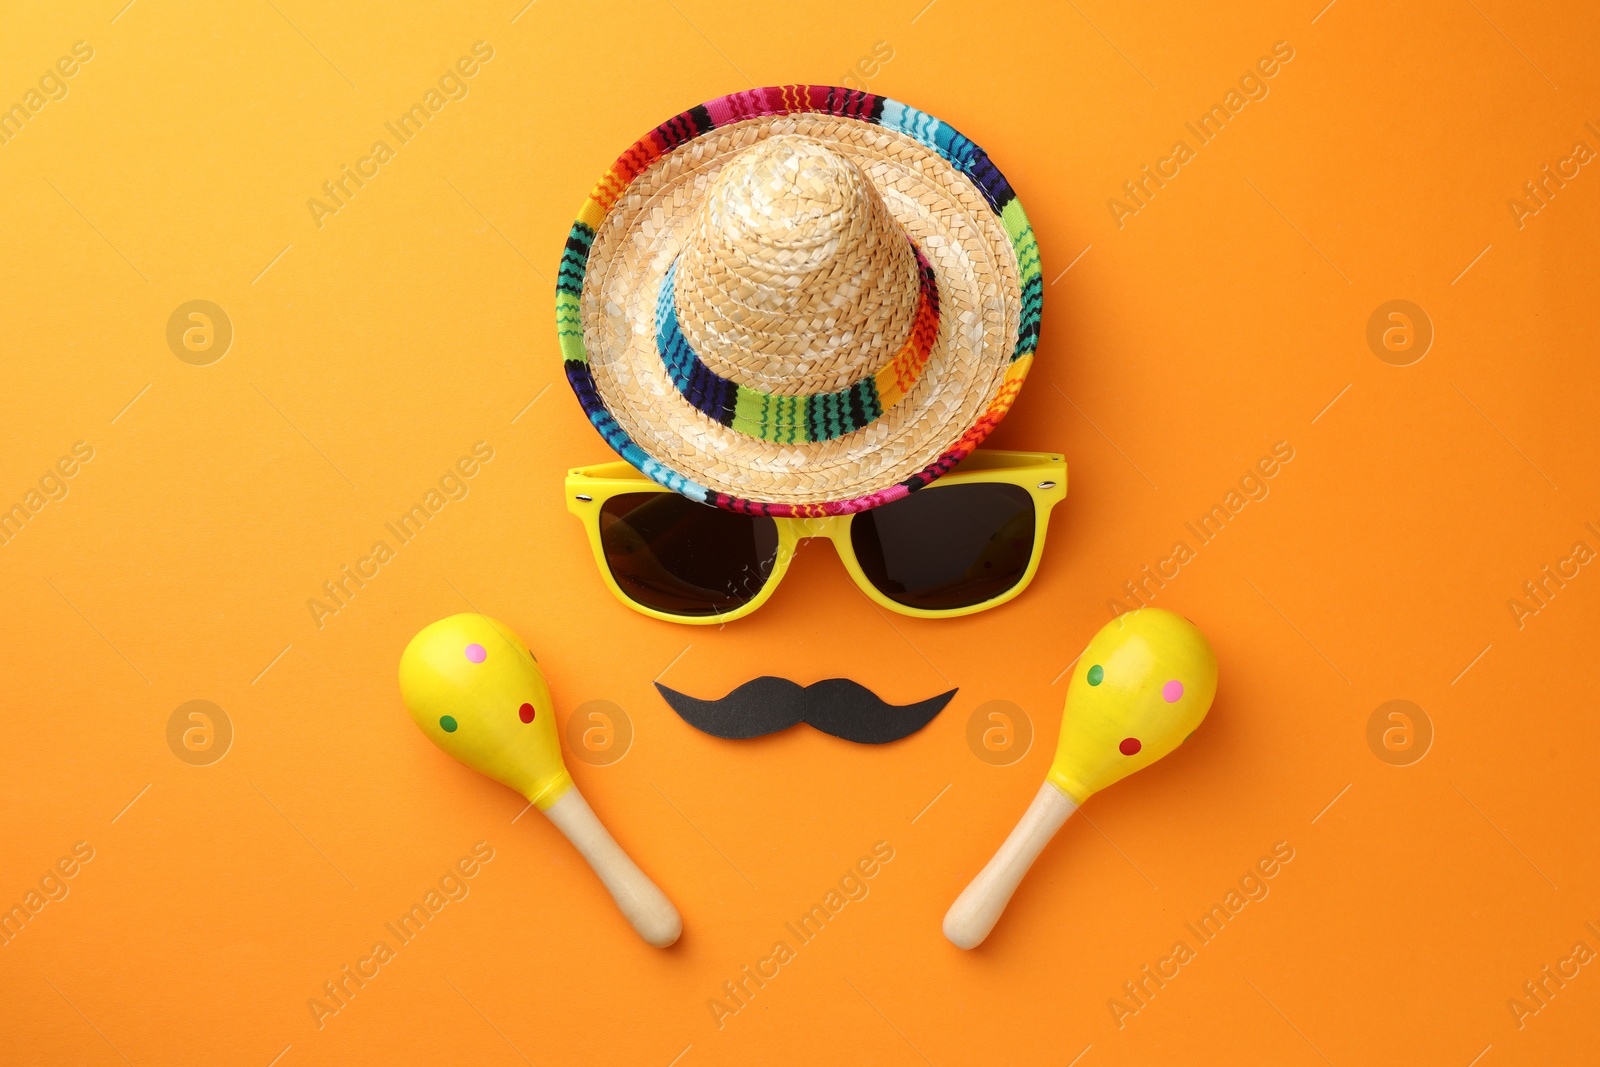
<box><xmin>399</xmin><ymin>613</ymin><xmax>681</xmax><ymax>947</ymax></box>
<box><xmin>944</xmin><ymin>608</ymin><xmax>1217</xmax><ymax>948</ymax></box>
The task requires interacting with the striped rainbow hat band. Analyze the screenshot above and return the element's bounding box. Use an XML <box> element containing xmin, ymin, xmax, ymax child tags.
<box><xmin>557</xmin><ymin>85</ymin><xmax>1043</xmax><ymax>518</ymax></box>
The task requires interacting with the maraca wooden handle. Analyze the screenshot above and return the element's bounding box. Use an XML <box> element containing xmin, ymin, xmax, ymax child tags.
<box><xmin>943</xmin><ymin>781</ymin><xmax>1077</xmax><ymax>949</ymax></box>
<box><xmin>543</xmin><ymin>786</ymin><xmax>682</xmax><ymax>948</ymax></box>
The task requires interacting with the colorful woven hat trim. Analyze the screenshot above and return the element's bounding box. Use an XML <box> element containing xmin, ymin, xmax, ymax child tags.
<box><xmin>654</xmin><ymin>240</ymin><xmax>940</xmax><ymax>444</ymax></box>
<box><xmin>558</xmin><ymin>85</ymin><xmax>1043</xmax><ymax>518</ymax></box>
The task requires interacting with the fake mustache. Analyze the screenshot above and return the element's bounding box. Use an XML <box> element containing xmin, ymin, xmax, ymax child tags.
<box><xmin>655</xmin><ymin>677</ymin><xmax>956</xmax><ymax>744</ymax></box>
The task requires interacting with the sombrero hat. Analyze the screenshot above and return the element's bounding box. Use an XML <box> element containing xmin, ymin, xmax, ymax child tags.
<box><xmin>557</xmin><ymin>85</ymin><xmax>1042</xmax><ymax>516</ymax></box>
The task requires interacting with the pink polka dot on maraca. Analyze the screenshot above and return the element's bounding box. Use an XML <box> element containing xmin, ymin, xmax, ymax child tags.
<box><xmin>464</xmin><ymin>643</ymin><xmax>486</xmax><ymax>663</ymax></box>
<box><xmin>1162</xmin><ymin>680</ymin><xmax>1183</xmax><ymax>703</ymax></box>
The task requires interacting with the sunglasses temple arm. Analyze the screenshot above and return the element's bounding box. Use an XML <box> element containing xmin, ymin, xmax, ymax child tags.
<box><xmin>542</xmin><ymin>785</ymin><xmax>683</xmax><ymax>948</ymax></box>
<box><xmin>943</xmin><ymin>781</ymin><xmax>1078</xmax><ymax>949</ymax></box>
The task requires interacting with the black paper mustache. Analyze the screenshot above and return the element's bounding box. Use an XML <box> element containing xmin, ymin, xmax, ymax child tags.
<box><xmin>655</xmin><ymin>677</ymin><xmax>956</xmax><ymax>744</ymax></box>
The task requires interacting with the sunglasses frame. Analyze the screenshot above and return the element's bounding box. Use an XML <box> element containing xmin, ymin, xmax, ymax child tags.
<box><xmin>565</xmin><ymin>450</ymin><xmax>1067</xmax><ymax>625</ymax></box>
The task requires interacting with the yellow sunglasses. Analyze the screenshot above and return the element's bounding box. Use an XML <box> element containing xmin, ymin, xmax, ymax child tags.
<box><xmin>565</xmin><ymin>450</ymin><xmax>1067</xmax><ymax>625</ymax></box>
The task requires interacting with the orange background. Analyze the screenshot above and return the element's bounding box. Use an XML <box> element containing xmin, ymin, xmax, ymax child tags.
<box><xmin>3</xmin><ymin>1</ymin><xmax>1598</xmax><ymax>1064</ymax></box>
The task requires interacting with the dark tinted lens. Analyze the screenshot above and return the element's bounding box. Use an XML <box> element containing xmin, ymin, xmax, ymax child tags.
<box><xmin>599</xmin><ymin>493</ymin><xmax>779</xmax><ymax>616</ymax></box>
<box><xmin>850</xmin><ymin>483</ymin><xmax>1035</xmax><ymax>610</ymax></box>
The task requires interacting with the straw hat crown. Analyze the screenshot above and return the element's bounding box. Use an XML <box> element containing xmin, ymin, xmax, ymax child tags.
<box><xmin>671</xmin><ymin>135</ymin><xmax>923</xmax><ymax>397</ymax></box>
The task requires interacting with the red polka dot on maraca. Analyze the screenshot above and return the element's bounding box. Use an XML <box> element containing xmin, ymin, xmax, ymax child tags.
<box><xmin>519</xmin><ymin>702</ymin><xmax>536</xmax><ymax>723</ymax></box>
<box><xmin>1119</xmin><ymin>737</ymin><xmax>1142</xmax><ymax>755</ymax></box>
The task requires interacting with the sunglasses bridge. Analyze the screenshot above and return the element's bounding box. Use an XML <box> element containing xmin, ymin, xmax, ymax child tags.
<box><xmin>789</xmin><ymin>516</ymin><xmax>846</xmax><ymax>539</ymax></box>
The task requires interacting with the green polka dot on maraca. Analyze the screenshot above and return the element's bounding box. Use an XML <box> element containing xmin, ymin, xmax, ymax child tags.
<box><xmin>1087</xmin><ymin>664</ymin><xmax>1104</xmax><ymax>685</ymax></box>
<box><xmin>439</xmin><ymin>715</ymin><xmax>458</xmax><ymax>732</ymax></box>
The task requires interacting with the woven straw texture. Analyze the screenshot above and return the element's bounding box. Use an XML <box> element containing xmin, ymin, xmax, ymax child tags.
<box><xmin>558</xmin><ymin>86</ymin><xmax>1042</xmax><ymax>516</ymax></box>
<box><xmin>674</xmin><ymin>135</ymin><xmax>923</xmax><ymax>397</ymax></box>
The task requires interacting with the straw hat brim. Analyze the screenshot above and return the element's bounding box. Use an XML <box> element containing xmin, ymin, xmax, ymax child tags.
<box><xmin>558</xmin><ymin>86</ymin><xmax>1042</xmax><ymax>516</ymax></box>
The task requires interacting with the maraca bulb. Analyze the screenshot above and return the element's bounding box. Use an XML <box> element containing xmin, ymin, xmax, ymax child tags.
<box><xmin>1048</xmin><ymin>608</ymin><xmax>1217</xmax><ymax>803</ymax></box>
<box><xmin>398</xmin><ymin>613</ymin><xmax>573</xmax><ymax>810</ymax></box>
